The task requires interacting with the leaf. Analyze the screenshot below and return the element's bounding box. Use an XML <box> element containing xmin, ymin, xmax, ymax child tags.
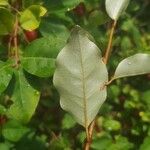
<box><xmin>114</xmin><ymin>54</ymin><xmax>150</xmax><ymax>79</ymax></box>
<box><xmin>21</xmin><ymin>37</ymin><xmax>60</xmax><ymax>77</ymax></box>
<box><xmin>103</xmin><ymin>118</ymin><xmax>121</xmax><ymax>131</ymax></box>
<box><xmin>62</xmin><ymin>0</ymin><xmax>83</xmax><ymax>10</ymax></box>
<box><xmin>105</xmin><ymin>0</ymin><xmax>130</xmax><ymax>20</ymax></box>
<box><xmin>0</xmin><ymin>142</ymin><xmax>12</xmax><ymax>150</ymax></box>
<box><xmin>62</xmin><ymin>114</ymin><xmax>76</xmax><ymax>129</ymax></box>
<box><xmin>21</xmin><ymin>57</ymin><xmax>55</xmax><ymax>78</ymax></box>
<box><xmin>108</xmin><ymin>135</ymin><xmax>133</xmax><ymax>150</ymax></box>
<box><xmin>39</xmin><ymin>18</ymin><xmax>69</xmax><ymax>40</ymax></box>
<box><xmin>91</xmin><ymin>135</ymin><xmax>112</xmax><ymax>150</ymax></box>
<box><xmin>0</xmin><ymin>61</ymin><xmax>13</xmax><ymax>94</ymax></box>
<box><xmin>2</xmin><ymin>120</ymin><xmax>30</xmax><ymax>142</ymax></box>
<box><xmin>140</xmin><ymin>136</ymin><xmax>150</xmax><ymax>150</ymax></box>
<box><xmin>22</xmin><ymin>0</ymin><xmax>43</xmax><ymax>8</ymax></box>
<box><xmin>24</xmin><ymin>36</ymin><xmax>67</xmax><ymax>58</ymax></box>
<box><xmin>0</xmin><ymin>104</ymin><xmax>6</xmax><ymax>115</ymax></box>
<box><xmin>0</xmin><ymin>44</ymin><xmax>7</xmax><ymax>60</ymax></box>
<box><xmin>0</xmin><ymin>8</ymin><xmax>15</xmax><ymax>35</ymax></box>
<box><xmin>43</xmin><ymin>0</ymin><xmax>82</xmax><ymax>13</ymax></box>
<box><xmin>88</xmin><ymin>10</ymin><xmax>110</xmax><ymax>26</ymax></box>
<box><xmin>7</xmin><ymin>68</ymin><xmax>40</xmax><ymax>123</ymax></box>
<box><xmin>0</xmin><ymin>0</ymin><xmax>9</xmax><ymax>6</ymax></box>
<box><xmin>49</xmin><ymin>136</ymin><xmax>71</xmax><ymax>150</ymax></box>
<box><xmin>15</xmin><ymin>131</ymin><xmax>46</xmax><ymax>150</ymax></box>
<box><xmin>53</xmin><ymin>26</ymin><xmax>108</xmax><ymax>127</ymax></box>
<box><xmin>20</xmin><ymin>5</ymin><xmax>47</xmax><ymax>30</ymax></box>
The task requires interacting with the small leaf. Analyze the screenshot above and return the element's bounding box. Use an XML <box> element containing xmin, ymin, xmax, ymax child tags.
<box><xmin>0</xmin><ymin>142</ymin><xmax>12</xmax><ymax>150</ymax></box>
<box><xmin>114</xmin><ymin>54</ymin><xmax>150</xmax><ymax>79</ymax></box>
<box><xmin>62</xmin><ymin>114</ymin><xmax>76</xmax><ymax>129</ymax></box>
<box><xmin>105</xmin><ymin>0</ymin><xmax>130</xmax><ymax>20</ymax></box>
<box><xmin>49</xmin><ymin>136</ymin><xmax>71</xmax><ymax>150</ymax></box>
<box><xmin>7</xmin><ymin>68</ymin><xmax>40</xmax><ymax>123</ymax></box>
<box><xmin>91</xmin><ymin>135</ymin><xmax>112</xmax><ymax>150</ymax></box>
<box><xmin>62</xmin><ymin>0</ymin><xmax>83</xmax><ymax>10</ymax></box>
<box><xmin>53</xmin><ymin>26</ymin><xmax>108</xmax><ymax>127</ymax></box>
<box><xmin>39</xmin><ymin>6</ymin><xmax>47</xmax><ymax>16</ymax></box>
<box><xmin>0</xmin><ymin>0</ymin><xmax>9</xmax><ymax>6</ymax></box>
<box><xmin>2</xmin><ymin>120</ymin><xmax>30</xmax><ymax>142</ymax></box>
<box><xmin>88</xmin><ymin>10</ymin><xmax>110</xmax><ymax>26</ymax></box>
<box><xmin>21</xmin><ymin>37</ymin><xmax>62</xmax><ymax>77</ymax></box>
<box><xmin>44</xmin><ymin>0</ymin><xmax>83</xmax><ymax>13</ymax></box>
<box><xmin>109</xmin><ymin>135</ymin><xmax>133</xmax><ymax>150</ymax></box>
<box><xmin>39</xmin><ymin>18</ymin><xmax>69</xmax><ymax>41</ymax></box>
<box><xmin>21</xmin><ymin>57</ymin><xmax>55</xmax><ymax>77</ymax></box>
<box><xmin>103</xmin><ymin>118</ymin><xmax>121</xmax><ymax>131</ymax></box>
<box><xmin>0</xmin><ymin>8</ymin><xmax>15</xmax><ymax>35</ymax></box>
<box><xmin>0</xmin><ymin>104</ymin><xmax>6</xmax><ymax>115</ymax></box>
<box><xmin>20</xmin><ymin>5</ymin><xmax>47</xmax><ymax>30</ymax></box>
<box><xmin>0</xmin><ymin>61</ymin><xmax>13</xmax><ymax>94</ymax></box>
<box><xmin>140</xmin><ymin>136</ymin><xmax>150</xmax><ymax>150</ymax></box>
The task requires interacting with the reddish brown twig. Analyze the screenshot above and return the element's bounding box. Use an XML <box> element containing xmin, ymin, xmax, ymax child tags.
<box><xmin>103</xmin><ymin>20</ymin><xmax>117</xmax><ymax>64</ymax></box>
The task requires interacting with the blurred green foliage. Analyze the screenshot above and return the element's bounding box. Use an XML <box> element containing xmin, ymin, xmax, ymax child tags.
<box><xmin>0</xmin><ymin>0</ymin><xmax>150</xmax><ymax>149</ymax></box>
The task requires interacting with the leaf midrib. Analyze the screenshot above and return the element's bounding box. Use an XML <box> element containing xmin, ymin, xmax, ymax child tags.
<box><xmin>22</xmin><ymin>57</ymin><xmax>55</xmax><ymax>60</ymax></box>
<box><xmin>77</xmin><ymin>34</ymin><xmax>88</xmax><ymax>127</ymax></box>
<box><xmin>0</xmin><ymin>64</ymin><xmax>11</xmax><ymax>72</ymax></box>
<box><xmin>18</xmin><ymin>71</ymin><xmax>24</xmax><ymax>108</ymax></box>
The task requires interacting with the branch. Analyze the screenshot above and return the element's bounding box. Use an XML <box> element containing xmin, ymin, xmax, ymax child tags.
<box><xmin>103</xmin><ymin>20</ymin><xmax>117</xmax><ymax>64</ymax></box>
<box><xmin>13</xmin><ymin>16</ymin><xmax>19</xmax><ymax>67</ymax></box>
<box><xmin>83</xmin><ymin>20</ymin><xmax>117</xmax><ymax>150</ymax></box>
<box><xmin>84</xmin><ymin>120</ymin><xmax>95</xmax><ymax>150</ymax></box>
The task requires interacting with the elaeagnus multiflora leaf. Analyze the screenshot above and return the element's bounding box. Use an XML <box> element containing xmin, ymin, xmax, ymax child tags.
<box><xmin>53</xmin><ymin>26</ymin><xmax>108</xmax><ymax>127</ymax></box>
<box><xmin>105</xmin><ymin>0</ymin><xmax>130</xmax><ymax>20</ymax></box>
<box><xmin>114</xmin><ymin>54</ymin><xmax>150</xmax><ymax>79</ymax></box>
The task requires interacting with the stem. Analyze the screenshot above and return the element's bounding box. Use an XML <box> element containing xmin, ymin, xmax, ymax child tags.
<box><xmin>83</xmin><ymin>19</ymin><xmax>117</xmax><ymax>150</ymax></box>
<box><xmin>85</xmin><ymin>19</ymin><xmax>117</xmax><ymax>150</ymax></box>
<box><xmin>8</xmin><ymin>35</ymin><xmax>13</xmax><ymax>57</ymax></box>
<box><xmin>103</xmin><ymin>20</ymin><xmax>117</xmax><ymax>64</ymax></box>
<box><xmin>9</xmin><ymin>5</ymin><xmax>21</xmax><ymax>15</ymax></box>
<box><xmin>13</xmin><ymin>16</ymin><xmax>19</xmax><ymax>67</ymax></box>
<box><xmin>84</xmin><ymin>120</ymin><xmax>95</xmax><ymax>150</ymax></box>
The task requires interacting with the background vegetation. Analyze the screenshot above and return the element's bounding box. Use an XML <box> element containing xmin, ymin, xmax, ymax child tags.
<box><xmin>0</xmin><ymin>0</ymin><xmax>150</xmax><ymax>149</ymax></box>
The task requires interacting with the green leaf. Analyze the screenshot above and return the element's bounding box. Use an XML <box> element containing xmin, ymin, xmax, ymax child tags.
<box><xmin>15</xmin><ymin>132</ymin><xmax>47</xmax><ymax>150</ymax></box>
<box><xmin>0</xmin><ymin>142</ymin><xmax>12</xmax><ymax>150</ymax></box>
<box><xmin>21</xmin><ymin>36</ymin><xmax>63</xmax><ymax>77</ymax></box>
<box><xmin>39</xmin><ymin>18</ymin><xmax>69</xmax><ymax>41</ymax></box>
<box><xmin>0</xmin><ymin>61</ymin><xmax>13</xmax><ymax>94</ymax></box>
<box><xmin>53</xmin><ymin>26</ymin><xmax>108</xmax><ymax>127</ymax></box>
<box><xmin>2</xmin><ymin>120</ymin><xmax>30</xmax><ymax>142</ymax></box>
<box><xmin>49</xmin><ymin>136</ymin><xmax>71</xmax><ymax>150</ymax></box>
<box><xmin>0</xmin><ymin>44</ymin><xmax>7</xmax><ymax>60</ymax></box>
<box><xmin>88</xmin><ymin>10</ymin><xmax>110</xmax><ymax>26</ymax></box>
<box><xmin>142</xmin><ymin>91</ymin><xmax>150</xmax><ymax>106</ymax></box>
<box><xmin>43</xmin><ymin>0</ymin><xmax>82</xmax><ymax>13</ymax></box>
<box><xmin>21</xmin><ymin>57</ymin><xmax>55</xmax><ymax>77</ymax></box>
<box><xmin>62</xmin><ymin>114</ymin><xmax>76</xmax><ymax>129</ymax></box>
<box><xmin>108</xmin><ymin>135</ymin><xmax>133</xmax><ymax>150</ymax></box>
<box><xmin>0</xmin><ymin>0</ymin><xmax>9</xmax><ymax>6</ymax></box>
<box><xmin>22</xmin><ymin>0</ymin><xmax>43</xmax><ymax>8</ymax></box>
<box><xmin>0</xmin><ymin>104</ymin><xmax>6</xmax><ymax>115</ymax></box>
<box><xmin>114</xmin><ymin>54</ymin><xmax>150</xmax><ymax>79</ymax></box>
<box><xmin>62</xmin><ymin>0</ymin><xmax>83</xmax><ymax>10</ymax></box>
<box><xmin>20</xmin><ymin>5</ymin><xmax>47</xmax><ymax>30</ymax></box>
<box><xmin>7</xmin><ymin>68</ymin><xmax>40</xmax><ymax>123</ymax></box>
<box><xmin>105</xmin><ymin>0</ymin><xmax>130</xmax><ymax>20</ymax></box>
<box><xmin>91</xmin><ymin>135</ymin><xmax>112</xmax><ymax>150</ymax></box>
<box><xmin>103</xmin><ymin>118</ymin><xmax>121</xmax><ymax>131</ymax></box>
<box><xmin>0</xmin><ymin>8</ymin><xmax>15</xmax><ymax>35</ymax></box>
<box><xmin>140</xmin><ymin>136</ymin><xmax>150</xmax><ymax>150</ymax></box>
<box><xmin>24</xmin><ymin>36</ymin><xmax>67</xmax><ymax>58</ymax></box>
